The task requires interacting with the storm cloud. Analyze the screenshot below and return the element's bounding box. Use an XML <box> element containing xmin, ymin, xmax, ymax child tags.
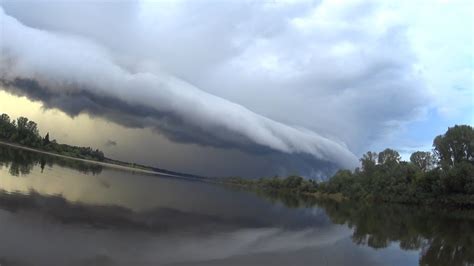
<box><xmin>0</xmin><ymin>0</ymin><xmax>440</xmax><ymax>176</ymax></box>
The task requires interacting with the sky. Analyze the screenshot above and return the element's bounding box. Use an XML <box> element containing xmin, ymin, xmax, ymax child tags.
<box><xmin>0</xmin><ymin>0</ymin><xmax>472</xmax><ymax>178</ymax></box>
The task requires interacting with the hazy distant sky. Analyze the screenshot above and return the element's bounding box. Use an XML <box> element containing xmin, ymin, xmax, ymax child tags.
<box><xmin>0</xmin><ymin>0</ymin><xmax>472</xmax><ymax>178</ymax></box>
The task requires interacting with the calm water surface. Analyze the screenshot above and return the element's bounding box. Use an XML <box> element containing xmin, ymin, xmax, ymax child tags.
<box><xmin>0</xmin><ymin>144</ymin><xmax>473</xmax><ymax>266</ymax></box>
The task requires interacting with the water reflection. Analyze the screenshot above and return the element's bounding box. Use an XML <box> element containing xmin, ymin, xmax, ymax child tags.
<box><xmin>0</xmin><ymin>145</ymin><xmax>103</xmax><ymax>176</ymax></box>
<box><xmin>0</xmin><ymin>189</ymin><xmax>353</xmax><ymax>266</ymax></box>
<box><xmin>254</xmin><ymin>190</ymin><xmax>474</xmax><ymax>266</ymax></box>
<box><xmin>0</xmin><ymin>189</ymin><xmax>253</xmax><ymax>234</ymax></box>
<box><xmin>0</xmin><ymin>144</ymin><xmax>473</xmax><ymax>266</ymax></box>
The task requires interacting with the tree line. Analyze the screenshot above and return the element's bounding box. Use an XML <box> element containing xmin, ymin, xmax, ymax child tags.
<box><xmin>317</xmin><ymin>199</ymin><xmax>474</xmax><ymax>266</ymax></box>
<box><xmin>0</xmin><ymin>144</ymin><xmax>103</xmax><ymax>176</ymax></box>
<box><xmin>226</xmin><ymin>125</ymin><xmax>474</xmax><ymax>207</ymax></box>
<box><xmin>0</xmin><ymin>113</ymin><xmax>105</xmax><ymax>161</ymax></box>
<box><xmin>242</xmin><ymin>187</ymin><xmax>474</xmax><ymax>266</ymax></box>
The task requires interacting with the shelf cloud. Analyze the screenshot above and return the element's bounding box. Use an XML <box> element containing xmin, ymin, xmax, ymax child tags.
<box><xmin>0</xmin><ymin>0</ymin><xmax>446</xmax><ymax>176</ymax></box>
<box><xmin>0</xmin><ymin>5</ymin><xmax>359</xmax><ymax>171</ymax></box>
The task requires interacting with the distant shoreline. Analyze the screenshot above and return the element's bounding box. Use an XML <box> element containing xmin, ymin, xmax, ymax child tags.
<box><xmin>0</xmin><ymin>140</ymin><xmax>181</xmax><ymax>178</ymax></box>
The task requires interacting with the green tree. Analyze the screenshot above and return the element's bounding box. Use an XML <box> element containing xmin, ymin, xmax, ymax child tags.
<box><xmin>1</xmin><ymin>113</ymin><xmax>105</xmax><ymax>160</ymax></box>
<box><xmin>440</xmin><ymin>162</ymin><xmax>474</xmax><ymax>194</ymax></box>
<box><xmin>326</xmin><ymin>169</ymin><xmax>354</xmax><ymax>194</ymax></box>
<box><xmin>0</xmin><ymin>113</ymin><xmax>15</xmax><ymax>139</ymax></box>
<box><xmin>433</xmin><ymin>125</ymin><xmax>474</xmax><ymax>168</ymax></box>
<box><xmin>361</xmin><ymin>151</ymin><xmax>378</xmax><ymax>174</ymax></box>
<box><xmin>43</xmin><ymin>132</ymin><xmax>50</xmax><ymax>145</ymax></box>
<box><xmin>410</xmin><ymin>151</ymin><xmax>435</xmax><ymax>172</ymax></box>
<box><xmin>282</xmin><ymin>175</ymin><xmax>304</xmax><ymax>189</ymax></box>
<box><xmin>16</xmin><ymin>117</ymin><xmax>28</xmax><ymax>131</ymax></box>
<box><xmin>378</xmin><ymin>148</ymin><xmax>401</xmax><ymax>166</ymax></box>
<box><xmin>0</xmin><ymin>113</ymin><xmax>10</xmax><ymax>124</ymax></box>
<box><xmin>26</xmin><ymin>121</ymin><xmax>39</xmax><ymax>136</ymax></box>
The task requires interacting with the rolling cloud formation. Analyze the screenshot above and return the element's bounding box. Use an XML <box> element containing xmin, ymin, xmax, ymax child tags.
<box><xmin>0</xmin><ymin>5</ymin><xmax>359</xmax><ymax>169</ymax></box>
<box><xmin>2</xmin><ymin>0</ymin><xmax>462</xmax><ymax>176</ymax></box>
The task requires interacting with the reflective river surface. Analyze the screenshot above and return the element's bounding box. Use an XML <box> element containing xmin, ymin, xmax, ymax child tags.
<box><xmin>0</xmin><ymin>144</ymin><xmax>473</xmax><ymax>266</ymax></box>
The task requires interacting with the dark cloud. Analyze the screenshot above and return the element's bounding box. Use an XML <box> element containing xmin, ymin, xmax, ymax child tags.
<box><xmin>0</xmin><ymin>77</ymin><xmax>341</xmax><ymax>178</ymax></box>
<box><xmin>0</xmin><ymin>1</ymin><xmax>437</xmax><ymax>177</ymax></box>
<box><xmin>0</xmin><ymin>78</ymin><xmax>277</xmax><ymax>154</ymax></box>
<box><xmin>0</xmin><ymin>7</ymin><xmax>359</xmax><ymax>171</ymax></box>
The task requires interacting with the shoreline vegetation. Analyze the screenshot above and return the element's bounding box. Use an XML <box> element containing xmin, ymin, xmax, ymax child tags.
<box><xmin>1</xmin><ymin>112</ymin><xmax>473</xmax><ymax>208</ymax></box>
<box><xmin>0</xmin><ymin>113</ymin><xmax>202</xmax><ymax>179</ymax></box>
<box><xmin>222</xmin><ymin>124</ymin><xmax>474</xmax><ymax>208</ymax></box>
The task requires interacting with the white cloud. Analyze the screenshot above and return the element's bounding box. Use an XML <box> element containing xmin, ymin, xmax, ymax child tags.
<box><xmin>1</xmin><ymin>0</ymin><xmax>471</xmax><ymax>175</ymax></box>
<box><xmin>0</xmin><ymin>5</ymin><xmax>358</xmax><ymax>169</ymax></box>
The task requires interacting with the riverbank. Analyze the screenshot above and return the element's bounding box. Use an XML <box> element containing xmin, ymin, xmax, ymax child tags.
<box><xmin>220</xmin><ymin>175</ymin><xmax>474</xmax><ymax>209</ymax></box>
<box><xmin>0</xmin><ymin>140</ymin><xmax>181</xmax><ymax>178</ymax></box>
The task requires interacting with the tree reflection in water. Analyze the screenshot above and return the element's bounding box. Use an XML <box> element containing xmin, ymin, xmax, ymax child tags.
<box><xmin>1</xmin><ymin>144</ymin><xmax>473</xmax><ymax>266</ymax></box>
<box><xmin>254</xmin><ymin>189</ymin><xmax>474</xmax><ymax>266</ymax></box>
<box><xmin>0</xmin><ymin>144</ymin><xmax>102</xmax><ymax>176</ymax></box>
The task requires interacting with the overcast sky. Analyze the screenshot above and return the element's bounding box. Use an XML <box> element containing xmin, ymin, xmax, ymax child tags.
<box><xmin>0</xmin><ymin>0</ymin><xmax>472</xmax><ymax>178</ymax></box>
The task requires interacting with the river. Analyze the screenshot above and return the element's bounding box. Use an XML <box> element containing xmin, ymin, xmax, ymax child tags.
<box><xmin>0</xmin><ymin>144</ymin><xmax>472</xmax><ymax>266</ymax></box>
